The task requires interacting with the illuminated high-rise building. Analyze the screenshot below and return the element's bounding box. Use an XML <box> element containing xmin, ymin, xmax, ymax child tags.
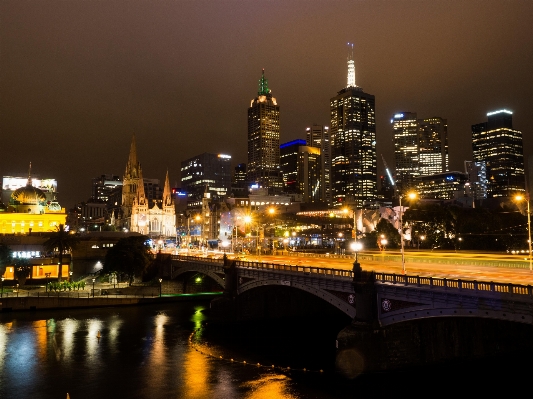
<box><xmin>418</xmin><ymin>117</ymin><xmax>449</xmax><ymax>176</ymax></box>
<box><xmin>181</xmin><ymin>153</ymin><xmax>232</xmax><ymax>202</ymax></box>
<box><xmin>392</xmin><ymin>112</ymin><xmax>419</xmax><ymax>193</ymax></box>
<box><xmin>330</xmin><ymin>45</ymin><xmax>377</xmax><ymax>208</ymax></box>
<box><xmin>247</xmin><ymin>69</ymin><xmax>283</xmax><ymax>193</ymax></box>
<box><xmin>472</xmin><ymin>110</ymin><xmax>525</xmax><ymax>197</ymax></box>
<box><xmin>280</xmin><ymin>140</ymin><xmax>321</xmax><ymax>203</ymax></box>
<box><xmin>392</xmin><ymin>113</ymin><xmax>449</xmax><ymax>194</ymax></box>
<box><xmin>306</xmin><ymin>124</ymin><xmax>332</xmax><ymax>205</ymax></box>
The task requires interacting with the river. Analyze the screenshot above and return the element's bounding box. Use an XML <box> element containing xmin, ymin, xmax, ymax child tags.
<box><xmin>0</xmin><ymin>301</ymin><xmax>529</xmax><ymax>399</ymax></box>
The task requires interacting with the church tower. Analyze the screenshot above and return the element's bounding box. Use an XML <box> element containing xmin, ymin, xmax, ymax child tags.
<box><xmin>130</xmin><ymin>166</ymin><xmax>149</xmax><ymax>234</ymax></box>
<box><xmin>161</xmin><ymin>170</ymin><xmax>176</xmax><ymax>237</ymax></box>
<box><xmin>122</xmin><ymin>135</ymin><xmax>142</xmax><ymax>229</ymax></box>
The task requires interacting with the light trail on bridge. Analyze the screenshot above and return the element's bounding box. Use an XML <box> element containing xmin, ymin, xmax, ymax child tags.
<box><xmin>231</xmin><ymin>252</ymin><xmax>533</xmax><ymax>286</ymax></box>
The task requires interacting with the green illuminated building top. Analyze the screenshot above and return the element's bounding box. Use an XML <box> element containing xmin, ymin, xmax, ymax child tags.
<box><xmin>258</xmin><ymin>69</ymin><xmax>271</xmax><ymax>96</ymax></box>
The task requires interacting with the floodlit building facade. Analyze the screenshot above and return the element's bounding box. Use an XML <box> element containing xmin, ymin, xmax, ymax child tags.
<box><xmin>119</xmin><ymin>136</ymin><xmax>175</xmax><ymax>237</ymax></box>
<box><xmin>247</xmin><ymin>69</ymin><xmax>283</xmax><ymax>193</ymax></box>
<box><xmin>0</xmin><ymin>165</ymin><xmax>66</xmax><ymax>235</ymax></box>
<box><xmin>330</xmin><ymin>47</ymin><xmax>377</xmax><ymax>208</ymax></box>
<box><xmin>472</xmin><ymin>110</ymin><xmax>525</xmax><ymax>197</ymax></box>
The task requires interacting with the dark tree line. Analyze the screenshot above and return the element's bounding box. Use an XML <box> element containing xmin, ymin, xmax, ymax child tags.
<box><xmin>102</xmin><ymin>235</ymin><xmax>159</xmax><ymax>284</ymax></box>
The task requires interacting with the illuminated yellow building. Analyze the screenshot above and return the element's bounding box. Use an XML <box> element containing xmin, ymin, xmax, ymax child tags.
<box><xmin>0</xmin><ymin>166</ymin><xmax>67</xmax><ymax>234</ymax></box>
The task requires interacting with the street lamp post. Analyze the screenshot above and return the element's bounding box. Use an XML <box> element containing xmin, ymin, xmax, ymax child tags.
<box><xmin>69</xmin><ymin>270</ymin><xmax>73</xmax><ymax>282</ymax></box>
<box><xmin>45</xmin><ymin>272</ymin><xmax>51</xmax><ymax>292</ymax></box>
<box><xmin>399</xmin><ymin>192</ymin><xmax>417</xmax><ymax>274</ymax></box>
<box><xmin>92</xmin><ymin>278</ymin><xmax>95</xmax><ymax>298</ymax></box>
<box><xmin>350</xmin><ymin>241</ymin><xmax>363</xmax><ymax>263</ymax></box>
<box><xmin>159</xmin><ymin>278</ymin><xmax>162</xmax><ymax>298</ymax></box>
<box><xmin>1</xmin><ymin>276</ymin><xmax>4</xmax><ymax>298</ymax></box>
<box><xmin>380</xmin><ymin>235</ymin><xmax>388</xmax><ymax>252</ymax></box>
<box><xmin>515</xmin><ymin>193</ymin><xmax>532</xmax><ymax>272</ymax></box>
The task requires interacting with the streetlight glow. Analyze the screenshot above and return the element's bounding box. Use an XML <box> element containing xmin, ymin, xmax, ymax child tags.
<box><xmin>515</xmin><ymin>193</ymin><xmax>532</xmax><ymax>272</ymax></box>
<box><xmin>399</xmin><ymin>191</ymin><xmax>417</xmax><ymax>274</ymax></box>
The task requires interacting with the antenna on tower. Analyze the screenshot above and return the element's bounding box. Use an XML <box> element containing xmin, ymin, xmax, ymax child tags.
<box><xmin>346</xmin><ymin>42</ymin><xmax>356</xmax><ymax>88</ymax></box>
<box><xmin>347</xmin><ymin>42</ymin><xmax>354</xmax><ymax>60</ymax></box>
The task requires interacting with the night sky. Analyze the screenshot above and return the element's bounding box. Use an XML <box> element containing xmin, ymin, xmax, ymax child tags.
<box><xmin>1</xmin><ymin>1</ymin><xmax>532</xmax><ymax>208</ymax></box>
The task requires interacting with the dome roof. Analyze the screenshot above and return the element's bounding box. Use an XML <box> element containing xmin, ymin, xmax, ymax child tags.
<box><xmin>11</xmin><ymin>184</ymin><xmax>47</xmax><ymax>205</ymax></box>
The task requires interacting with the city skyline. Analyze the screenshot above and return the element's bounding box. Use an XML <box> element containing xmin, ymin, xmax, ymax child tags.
<box><xmin>1</xmin><ymin>1</ymin><xmax>532</xmax><ymax>207</ymax></box>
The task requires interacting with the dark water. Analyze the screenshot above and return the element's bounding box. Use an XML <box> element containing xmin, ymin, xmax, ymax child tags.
<box><xmin>0</xmin><ymin>302</ymin><xmax>530</xmax><ymax>399</ymax></box>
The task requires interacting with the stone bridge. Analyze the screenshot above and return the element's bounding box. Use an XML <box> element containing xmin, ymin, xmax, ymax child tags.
<box><xmin>169</xmin><ymin>254</ymin><xmax>533</xmax><ymax>326</ymax></box>
<box><xmin>169</xmin><ymin>254</ymin><xmax>533</xmax><ymax>375</ymax></box>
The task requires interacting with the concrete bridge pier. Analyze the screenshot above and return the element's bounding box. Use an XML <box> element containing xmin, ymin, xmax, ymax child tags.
<box><xmin>209</xmin><ymin>255</ymin><xmax>239</xmax><ymax>320</ymax></box>
<box><xmin>335</xmin><ymin>263</ymin><xmax>533</xmax><ymax>378</ymax></box>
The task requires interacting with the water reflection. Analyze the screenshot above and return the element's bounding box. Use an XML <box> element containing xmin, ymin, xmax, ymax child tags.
<box><xmin>244</xmin><ymin>374</ymin><xmax>299</xmax><ymax>399</ymax></box>
<box><xmin>0</xmin><ymin>303</ymin><xmax>319</xmax><ymax>399</ymax></box>
<box><xmin>183</xmin><ymin>349</ymin><xmax>212</xmax><ymax>398</ymax></box>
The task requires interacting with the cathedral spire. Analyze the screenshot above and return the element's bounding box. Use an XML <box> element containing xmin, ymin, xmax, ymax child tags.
<box><xmin>127</xmin><ymin>135</ymin><xmax>137</xmax><ymax>173</ymax></box>
<box><xmin>136</xmin><ymin>165</ymin><xmax>146</xmax><ymax>205</ymax></box>
<box><xmin>162</xmin><ymin>169</ymin><xmax>172</xmax><ymax>206</ymax></box>
<box><xmin>347</xmin><ymin>42</ymin><xmax>356</xmax><ymax>88</ymax></box>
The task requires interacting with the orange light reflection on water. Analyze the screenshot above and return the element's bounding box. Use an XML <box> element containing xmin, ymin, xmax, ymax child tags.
<box><xmin>243</xmin><ymin>374</ymin><xmax>300</xmax><ymax>399</ymax></box>
<box><xmin>183</xmin><ymin>346</ymin><xmax>212</xmax><ymax>398</ymax></box>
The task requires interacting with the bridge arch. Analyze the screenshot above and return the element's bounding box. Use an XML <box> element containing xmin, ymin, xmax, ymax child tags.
<box><xmin>172</xmin><ymin>265</ymin><xmax>225</xmax><ymax>289</ymax></box>
<box><xmin>238</xmin><ymin>279</ymin><xmax>356</xmax><ymax>318</ymax></box>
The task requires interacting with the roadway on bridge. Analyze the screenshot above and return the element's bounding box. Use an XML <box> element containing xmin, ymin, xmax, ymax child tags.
<box><xmin>235</xmin><ymin>252</ymin><xmax>533</xmax><ymax>286</ymax></box>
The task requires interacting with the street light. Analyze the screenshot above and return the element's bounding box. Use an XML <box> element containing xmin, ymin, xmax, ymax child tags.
<box><xmin>380</xmin><ymin>235</ymin><xmax>388</xmax><ymax>252</ymax></box>
<box><xmin>399</xmin><ymin>192</ymin><xmax>417</xmax><ymax>274</ymax></box>
<box><xmin>350</xmin><ymin>241</ymin><xmax>363</xmax><ymax>263</ymax></box>
<box><xmin>69</xmin><ymin>270</ymin><xmax>73</xmax><ymax>282</ymax></box>
<box><xmin>92</xmin><ymin>278</ymin><xmax>95</xmax><ymax>297</ymax></box>
<box><xmin>515</xmin><ymin>193</ymin><xmax>532</xmax><ymax>271</ymax></box>
<box><xmin>45</xmin><ymin>272</ymin><xmax>51</xmax><ymax>292</ymax></box>
<box><xmin>159</xmin><ymin>278</ymin><xmax>162</xmax><ymax>298</ymax></box>
<box><xmin>195</xmin><ymin>215</ymin><xmax>201</xmax><ymax>249</ymax></box>
<box><xmin>1</xmin><ymin>276</ymin><xmax>4</xmax><ymax>298</ymax></box>
<box><xmin>419</xmin><ymin>235</ymin><xmax>425</xmax><ymax>250</ymax></box>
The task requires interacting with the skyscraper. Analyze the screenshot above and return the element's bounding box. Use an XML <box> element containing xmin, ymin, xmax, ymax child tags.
<box><xmin>392</xmin><ymin>112</ymin><xmax>419</xmax><ymax>193</ymax></box>
<box><xmin>392</xmin><ymin>113</ymin><xmax>449</xmax><ymax>194</ymax></box>
<box><xmin>418</xmin><ymin>117</ymin><xmax>449</xmax><ymax>176</ymax></box>
<box><xmin>330</xmin><ymin>46</ymin><xmax>377</xmax><ymax>208</ymax></box>
<box><xmin>247</xmin><ymin>69</ymin><xmax>282</xmax><ymax>193</ymax></box>
<box><xmin>306</xmin><ymin>124</ymin><xmax>332</xmax><ymax>206</ymax></box>
<box><xmin>280</xmin><ymin>140</ymin><xmax>321</xmax><ymax>203</ymax></box>
<box><xmin>180</xmin><ymin>152</ymin><xmax>232</xmax><ymax>202</ymax></box>
<box><xmin>472</xmin><ymin>110</ymin><xmax>525</xmax><ymax>197</ymax></box>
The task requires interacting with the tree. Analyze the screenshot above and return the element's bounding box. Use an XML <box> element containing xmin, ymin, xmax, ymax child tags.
<box><xmin>13</xmin><ymin>258</ymin><xmax>31</xmax><ymax>284</ymax></box>
<box><xmin>0</xmin><ymin>243</ymin><xmax>12</xmax><ymax>277</ymax></box>
<box><xmin>43</xmin><ymin>224</ymin><xmax>79</xmax><ymax>282</ymax></box>
<box><xmin>103</xmin><ymin>236</ymin><xmax>152</xmax><ymax>285</ymax></box>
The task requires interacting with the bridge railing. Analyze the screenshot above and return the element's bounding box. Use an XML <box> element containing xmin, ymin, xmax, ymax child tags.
<box><xmin>375</xmin><ymin>272</ymin><xmax>533</xmax><ymax>297</ymax></box>
<box><xmin>235</xmin><ymin>260</ymin><xmax>354</xmax><ymax>278</ymax></box>
<box><xmin>171</xmin><ymin>254</ymin><xmax>354</xmax><ymax>278</ymax></box>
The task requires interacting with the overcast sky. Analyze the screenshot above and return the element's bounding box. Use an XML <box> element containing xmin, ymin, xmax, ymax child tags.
<box><xmin>1</xmin><ymin>0</ymin><xmax>532</xmax><ymax>207</ymax></box>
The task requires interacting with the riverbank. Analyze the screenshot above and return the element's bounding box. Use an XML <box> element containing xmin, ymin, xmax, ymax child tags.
<box><xmin>0</xmin><ymin>292</ymin><xmax>221</xmax><ymax>313</ymax></box>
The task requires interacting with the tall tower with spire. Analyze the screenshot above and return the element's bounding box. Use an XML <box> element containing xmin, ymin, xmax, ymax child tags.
<box><xmin>330</xmin><ymin>44</ymin><xmax>377</xmax><ymax>209</ymax></box>
<box><xmin>247</xmin><ymin>69</ymin><xmax>283</xmax><ymax>193</ymax></box>
<box><xmin>122</xmin><ymin>135</ymin><xmax>143</xmax><ymax>228</ymax></box>
<box><xmin>120</xmin><ymin>135</ymin><xmax>176</xmax><ymax>238</ymax></box>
